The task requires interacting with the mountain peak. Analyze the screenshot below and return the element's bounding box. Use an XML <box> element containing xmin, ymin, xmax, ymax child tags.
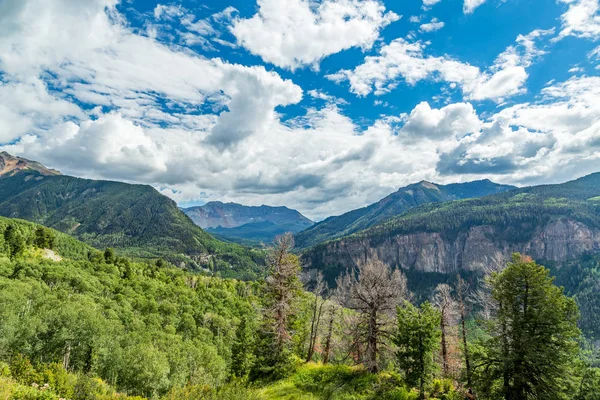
<box><xmin>0</xmin><ymin>152</ymin><xmax>61</xmax><ymax>177</ymax></box>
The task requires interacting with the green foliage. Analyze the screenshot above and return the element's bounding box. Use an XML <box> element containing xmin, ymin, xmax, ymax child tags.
<box><xmin>394</xmin><ymin>301</ymin><xmax>441</xmax><ymax>399</ymax></box>
<box><xmin>574</xmin><ymin>367</ymin><xmax>600</xmax><ymax>400</ymax></box>
<box><xmin>551</xmin><ymin>253</ymin><xmax>600</xmax><ymax>339</ymax></box>
<box><xmin>0</xmin><ymin>220</ymin><xmax>262</xmax><ymax>397</ymax></box>
<box><xmin>34</xmin><ymin>227</ymin><xmax>55</xmax><ymax>250</ymax></box>
<box><xmin>473</xmin><ymin>254</ymin><xmax>581</xmax><ymax>399</ymax></box>
<box><xmin>231</xmin><ymin>315</ymin><xmax>256</xmax><ymax>379</ymax></box>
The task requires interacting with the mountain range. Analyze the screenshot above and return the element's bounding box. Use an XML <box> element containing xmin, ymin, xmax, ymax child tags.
<box><xmin>2</xmin><ymin>151</ymin><xmax>600</xmax><ymax>310</ymax></box>
<box><xmin>294</xmin><ymin>179</ymin><xmax>516</xmax><ymax>248</ymax></box>
<box><xmin>303</xmin><ymin>173</ymin><xmax>600</xmax><ymax>281</ymax></box>
<box><xmin>183</xmin><ymin>201</ymin><xmax>314</xmax><ymax>244</ymax></box>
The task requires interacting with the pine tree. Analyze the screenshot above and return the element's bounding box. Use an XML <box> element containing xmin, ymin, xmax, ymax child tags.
<box><xmin>251</xmin><ymin>233</ymin><xmax>301</xmax><ymax>380</ymax></box>
<box><xmin>4</xmin><ymin>225</ymin><xmax>26</xmax><ymax>259</ymax></box>
<box><xmin>231</xmin><ymin>315</ymin><xmax>255</xmax><ymax>379</ymax></box>
<box><xmin>473</xmin><ymin>254</ymin><xmax>581</xmax><ymax>399</ymax></box>
<box><xmin>395</xmin><ymin>301</ymin><xmax>441</xmax><ymax>400</ymax></box>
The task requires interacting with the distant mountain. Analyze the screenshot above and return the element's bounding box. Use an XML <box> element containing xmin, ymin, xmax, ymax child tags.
<box><xmin>183</xmin><ymin>201</ymin><xmax>314</xmax><ymax>244</ymax></box>
<box><xmin>0</xmin><ymin>153</ymin><xmax>264</xmax><ymax>279</ymax></box>
<box><xmin>294</xmin><ymin>179</ymin><xmax>516</xmax><ymax>248</ymax></box>
<box><xmin>0</xmin><ymin>151</ymin><xmax>61</xmax><ymax>177</ymax></box>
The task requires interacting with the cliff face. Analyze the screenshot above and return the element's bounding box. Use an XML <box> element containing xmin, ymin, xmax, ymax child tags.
<box><xmin>305</xmin><ymin>218</ymin><xmax>600</xmax><ymax>274</ymax></box>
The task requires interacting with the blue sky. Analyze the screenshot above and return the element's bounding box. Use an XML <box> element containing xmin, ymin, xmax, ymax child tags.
<box><xmin>1</xmin><ymin>0</ymin><xmax>600</xmax><ymax>219</ymax></box>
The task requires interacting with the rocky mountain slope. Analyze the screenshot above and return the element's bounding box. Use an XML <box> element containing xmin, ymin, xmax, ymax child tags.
<box><xmin>0</xmin><ymin>153</ymin><xmax>264</xmax><ymax>279</ymax></box>
<box><xmin>0</xmin><ymin>151</ymin><xmax>61</xmax><ymax>177</ymax></box>
<box><xmin>295</xmin><ymin>179</ymin><xmax>515</xmax><ymax>248</ymax></box>
<box><xmin>303</xmin><ymin>173</ymin><xmax>600</xmax><ymax>282</ymax></box>
<box><xmin>183</xmin><ymin>201</ymin><xmax>313</xmax><ymax>244</ymax></box>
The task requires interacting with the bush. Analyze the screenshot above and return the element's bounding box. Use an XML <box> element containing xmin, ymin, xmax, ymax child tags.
<box><xmin>9</xmin><ymin>385</ymin><xmax>59</xmax><ymax>400</ymax></box>
<box><xmin>10</xmin><ymin>355</ymin><xmax>40</xmax><ymax>386</ymax></box>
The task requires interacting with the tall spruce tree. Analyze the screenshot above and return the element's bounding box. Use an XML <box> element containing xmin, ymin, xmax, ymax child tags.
<box><xmin>473</xmin><ymin>254</ymin><xmax>581</xmax><ymax>400</ymax></box>
<box><xmin>251</xmin><ymin>233</ymin><xmax>301</xmax><ymax>380</ymax></box>
<box><xmin>394</xmin><ymin>301</ymin><xmax>441</xmax><ymax>400</ymax></box>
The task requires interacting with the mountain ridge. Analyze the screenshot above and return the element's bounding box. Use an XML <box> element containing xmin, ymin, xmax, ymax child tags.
<box><xmin>0</xmin><ymin>153</ymin><xmax>264</xmax><ymax>279</ymax></box>
<box><xmin>183</xmin><ymin>200</ymin><xmax>314</xmax><ymax>244</ymax></box>
<box><xmin>294</xmin><ymin>178</ymin><xmax>516</xmax><ymax>248</ymax></box>
<box><xmin>303</xmin><ymin>172</ymin><xmax>600</xmax><ymax>282</ymax></box>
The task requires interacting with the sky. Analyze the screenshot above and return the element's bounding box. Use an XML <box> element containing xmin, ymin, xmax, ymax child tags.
<box><xmin>0</xmin><ymin>0</ymin><xmax>600</xmax><ymax>220</ymax></box>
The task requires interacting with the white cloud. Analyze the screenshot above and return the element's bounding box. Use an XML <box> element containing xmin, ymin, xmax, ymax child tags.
<box><xmin>230</xmin><ymin>0</ymin><xmax>400</xmax><ymax>70</ymax></box>
<box><xmin>307</xmin><ymin>89</ymin><xmax>348</xmax><ymax>104</ymax></box>
<box><xmin>419</xmin><ymin>18</ymin><xmax>445</xmax><ymax>32</ymax></box>
<box><xmin>423</xmin><ymin>0</ymin><xmax>443</xmax><ymax>7</ymax></box>
<box><xmin>0</xmin><ymin>0</ymin><xmax>303</xmax><ymax>151</ymax></box>
<box><xmin>556</xmin><ymin>0</ymin><xmax>600</xmax><ymax>40</ymax></box>
<box><xmin>399</xmin><ymin>102</ymin><xmax>481</xmax><ymax>140</ymax></box>
<box><xmin>463</xmin><ymin>0</ymin><xmax>487</xmax><ymax>14</ymax></box>
<box><xmin>438</xmin><ymin>75</ymin><xmax>600</xmax><ymax>182</ymax></box>
<box><xmin>328</xmin><ymin>29</ymin><xmax>553</xmax><ymax>102</ymax></box>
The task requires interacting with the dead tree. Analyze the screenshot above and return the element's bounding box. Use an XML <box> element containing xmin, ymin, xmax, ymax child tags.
<box><xmin>323</xmin><ymin>303</ymin><xmax>337</xmax><ymax>364</ymax></box>
<box><xmin>336</xmin><ymin>257</ymin><xmax>407</xmax><ymax>373</ymax></box>
<box><xmin>433</xmin><ymin>283</ymin><xmax>457</xmax><ymax>377</ymax></box>
<box><xmin>456</xmin><ymin>275</ymin><xmax>473</xmax><ymax>388</ymax></box>
<box><xmin>304</xmin><ymin>270</ymin><xmax>328</xmax><ymax>362</ymax></box>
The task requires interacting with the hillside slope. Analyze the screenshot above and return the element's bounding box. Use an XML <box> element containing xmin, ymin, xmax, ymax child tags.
<box><xmin>304</xmin><ymin>173</ymin><xmax>600</xmax><ymax>281</ymax></box>
<box><xmin>183</xmin><ymin>201</ymin><xmax>313</xmax><ymax>244</ymax></box>
<box><xmin>0</xmin><ymin>153</ymin><xmax>264</xmax><ymax>279</ymax></box>
<box><xmin>295</xmin><ymin>179</ymin><xmax>515</xmax><ymax>248</ymax></box>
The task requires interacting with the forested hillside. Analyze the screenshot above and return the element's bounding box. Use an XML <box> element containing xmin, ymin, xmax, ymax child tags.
<box><xmin>0</xmin><ymin>219</ymin><xmax>598</xmax><ymax>399</ymax></box>
<box><xmin>295</xmin><ymin>179</ymin><xmax>515</xmax><ymax>248</ymax></box>
<box><xmin>0</xmin><ymin>157</ymin><xmax>264</xmax><ymax>279</ymax></box>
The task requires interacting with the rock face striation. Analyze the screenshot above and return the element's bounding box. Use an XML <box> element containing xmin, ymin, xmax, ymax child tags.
<box><xmin>305</xmin><ymin>219</ymin><xmax>600</xmax><ymax>275</ymax></box>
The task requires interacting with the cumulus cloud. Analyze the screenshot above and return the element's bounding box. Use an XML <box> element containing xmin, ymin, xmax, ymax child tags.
<box><xmin>0</xmin><ymin>0</ymin><xmax>302</xmax><ymax>151</ymax></box>
<box><xmin>399</xmin><ymin>102</ymin><xmax>481</xmax><ymax>140</ymax></box>
<box><xmin>230</xmin><ymin>0</ymin><xmax>400</xmax><ymax>70</ymax></box>
<box><xmin>327</xmin><ymin>29</ymin><xmax>554</xmax><ymax>102</ymax></box>
<box><xmin>556</xmin><ymin>0</ymin><xmax>600</xmax><ymax>40</ymax></box>
<box><xmin>419</xmin><ymin>18</ymin><xmax>445</xmax><ymax>32</ymax></box>
<box><xmin>437</xmin><ymin>75</ymin><xmax>600</xmax><ymax>183</ymax></box>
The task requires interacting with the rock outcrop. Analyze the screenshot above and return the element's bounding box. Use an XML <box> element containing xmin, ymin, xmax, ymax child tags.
<box><xmin>305</xmin><ymin>218</ymin><xmax>600</xmax><ymax>275</ymax></box>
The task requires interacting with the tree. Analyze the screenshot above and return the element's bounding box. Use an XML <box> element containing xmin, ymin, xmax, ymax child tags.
<box><xmin>252</xmin><ymin>233</ymin><xmax>301</xmax><ymax>379</ymax></box>
<box><xmin>4</xmin><ymin>225</ymin><xmax>26</xmax><ymax>259</ymax></box>
<box><xmin>231</xmin><ymin>315</ymin><xmax>255</xmax><ymax>379</ymax></box>
<box><xmin>322</xmin><ymin>303</ymin><xmax>337</xmax><ymax>364</ymax></box>
<box><xmin>432</xmin><ymin>283</ymin><xmax>456</xmax><ymax>377</ymax></box>
<box><xmin>455</xmin><ymin>275</ymin><xmax>473</xmax><ymax>388</ymax></box>
<box><xmin>473</xmin><ymin>254</ymin><xmax>581</xmax><ymax>400</ymax></box>
<box><xmin>304</xmin><ymin>270</ymin><xmax>327</xmax><ymax>362</ymax></box>
<box><xmin>103</xmin><ymin>248</ymin><xmax>116</xmax><ymax>264</ymax></box>
<box><xmin>395</xmin><ymin>301</ymin><xmax>441</xmax><ymax>400</ymax></box>
<box><xmin>336</xmin><ymin>256</ymin><xmax>407</xmax><ymax>372</ymax></box>
<box><xmin>34</xmin><ymin>226</ymin><xmax>55</xmax><ymax>249</ymax></box>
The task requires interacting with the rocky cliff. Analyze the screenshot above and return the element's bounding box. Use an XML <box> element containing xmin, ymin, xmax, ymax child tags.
<box><xmin>305</xmin><ymin>218</ymin><xmax>600</xmax><ymax>275</ymax></box>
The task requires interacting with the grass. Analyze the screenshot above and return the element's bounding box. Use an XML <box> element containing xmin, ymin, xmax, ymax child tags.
<box><xmin>256</xmin><ymin>363</ymin><xmax>419</xmax><ymax>400</ymax></box>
